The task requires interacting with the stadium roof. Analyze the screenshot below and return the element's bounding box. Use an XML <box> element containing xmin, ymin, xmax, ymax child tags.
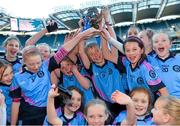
<box><xmin>0</xmin><ymin>0</ymin><xmax>180</xmax><ymax>33</ymax></box>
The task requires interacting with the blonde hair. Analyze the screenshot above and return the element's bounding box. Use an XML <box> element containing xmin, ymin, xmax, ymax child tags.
<box><xmin>84</xmin><ymin>99</ymin><xmax>109</xmax><ymax>116</ymax></box>
<box><xmin>158</xmin><ymin>96</ymin><xmax>180</xmax><ymax>125</ymax></box>
<box><xmin>22</xmin><ymin>45</ymin><xmax>41</xmax><ymax>62</ymax></box>
<box><xmin>152</xmin><ymin>32</ymin><xmax>171</xmax><ymax>44</ymax></box>
<box><xmin>36</xmin><ymin>43</ymin><xmax>51</xmax><ymax>53</ymax></box>
<box><xmin>84</xmin><ymin>43</ymin><xmax>100</xmax><ymax>61</ymax></box>
<box><xmin>127</xmin><ymin>25</ymin><xmax>140</xmax><ymax>37</ymax></box>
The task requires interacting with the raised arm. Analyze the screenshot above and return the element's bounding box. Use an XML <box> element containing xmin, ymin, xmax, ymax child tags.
<box><xmin>101</xmin><ymin>6</ymin><xmax>118</xmax><ymax>63</ymax></box>
<box><xmin>63</xmin><ymin>31</ymin><xmax>81</xmax><ymax>63</ymax></box>
<box><xmin>101</xmin><ymin>28</ymin><xmax>124</xmax><ymax>54</ymax></box>
<box><xmin>25</xmin><ymin>21</ymin><xmax>58</xmax><ymax>46</ymax></box>
<box><xmin>101</xmin><ymin>29</ymin><xmax>118</xmax><ymax>63</ymax></box>
<box><xmin>72</xmin><ymin>65</ymin><xmax>90</xmax><ymax>89</ymax></box>
<box><xmin>111</xmin><ymin>90</ymin><xmax>136</xmax><ymax>126</ymax></box>
<box><xmin>50</xmin><ymin>69</ymin><xmax>61</xmax><ymax>86</ymax></box>
<box><xmin>54</xmin><ymin>27</ymin><xmax>100</xmax><ymax>64</ymax></box>
<box><xmin>78</xmin><ymin>40</ymin><xmax>91</xmax><ymax>69</ymax></box>
<box><xmin>47</xmin><ymin>86</ymin><xmax>62</xmax><ymax>125</ymax></box>
<box><xmin>25</xmin><ymin>28</ymin><xmax>48</xmax><ymax>46</ymax></box>
<box><xmin>102</xmin><ymin>6</ymin><xmax>116</xmax><ymax>39</ymax></box>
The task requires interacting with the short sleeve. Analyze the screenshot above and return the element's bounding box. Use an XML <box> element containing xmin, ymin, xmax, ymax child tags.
<box><xmin>48</xmin><ymin>56</ymin><xmax>60</xmax><ymax>73</ymax></box>
<box><xmin>143</xmin><ymin>64</ymin><xmax>165</xmax><ymax>93</ymax></box>
<box><xmin>9</xmin><ymin>77</ymin><xmax>21</xmax><ymax>100</ymax></box>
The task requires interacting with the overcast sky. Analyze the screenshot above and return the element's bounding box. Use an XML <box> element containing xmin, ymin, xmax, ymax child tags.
<box><xmin>0</xmin><ymin>0</ymin><xmax>137</xmax><ymax>18</ymax></box>
<box><xmin>0</xmin><ymin>0</ymin><xmax>89</xmax><ymax>18</ymax></box>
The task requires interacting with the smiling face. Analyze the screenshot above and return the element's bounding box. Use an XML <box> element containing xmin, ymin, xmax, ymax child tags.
<box><xmin>66</xmin><ymin>89</ymin><xmax>82</xmax><ymax>112</ymax></box>
<box><xmin>86</xmin><ymin>45</ymin><xmax>104</xmax><ymax>65</ymax></box>
<box><xmin>1</xmin><ymin>65</ymin><xmax>13</xmax><ymax>85</ymax></box>
<box><xmin>37</xmin><ymin>44</ymin><xmax>51</xmax><ymax>61</ymax></box>
<box><xmin>5</xmin><ymin>39</ymin><xmax>20</xmax><ymax>59</ymax></box>
<box><xmin>24</xmin><ymin>55</ymin><xmax>42</xmax><ymax>73</ymax></box>
<box><xmin>131</xmin><ymin>92</ymin><xmax>149</xmax><ymax>116</ymax></box>
<box><xmin>153</xmin><ymin>33</ymin><xmax>171</xmax><ymax>59</ymax></box>
<box><xmin>85</xmin><ymin>104</ymin><xmax>108</xmax><ymax>126</ymax></box>
<box><xmin>124</xmin><ymin>42</ymin><xmax>144</xmax><ymax>67</ymax></box>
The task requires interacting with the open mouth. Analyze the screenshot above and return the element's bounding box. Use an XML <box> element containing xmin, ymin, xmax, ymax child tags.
<box><xmin>158</xmin><ymin>47</ymin><xmax>165</xmax><ymax>52</ymax></box>
<box><xmin>67</xmin><ymin>71</ymin><xmax>72</xmax><ymax>75</ymax></box>
<box><xmin>10</xmin><ymin>50</ymin><xmax>17</xmax><ymax>55</ymax></box>
<box><xmin>128</xmin><ymin>56</ymin><xmax>136</xmax><ymax>62</ymax></box>
<box><xmin>70</xmin><ymin>104</ymin><xmax>79</xmax><ymax>110</ymax></box>
<box><xmin>135</xmin><ymin>107</ymin><xmax>143</xmax><ymax>111</ymax></box>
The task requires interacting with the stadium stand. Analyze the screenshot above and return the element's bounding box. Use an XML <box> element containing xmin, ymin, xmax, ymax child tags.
<box><xmin>0</xmin><ymin>0</ymin><xmax>180</xmax><ymax>53</ymax></box>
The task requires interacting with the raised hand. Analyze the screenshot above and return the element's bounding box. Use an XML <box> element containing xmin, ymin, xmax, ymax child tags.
<box><xmin>111</xmin><ymin>90</ymin><xmax>132</xmax><ymax>105</ymax></box>
<box><xmin>102</xmin><ymin>6</ymin><xmax>111</xmax><ymax>23</ymax></box>
<box><xmin>46</xmin><ymin>20</ymin><xmax>58</xmax><ymax>32</ymax></box>
<box><xmin>78</xmin><ymin>18</ymin><xmax>84</xmax><ymax>29</ymax></box>
<box><xmin>48</xmin><ymin>84</ymin><xmax>60</xmax><ymax>98</ymax></box>
<box><xmin>100</xmin><ymin>28</ymin><xmax>111</xmax><ymax>41</ymax></box>
<box><xmin>80</xmin><ymin>27</ymin><xmax>100</xmax><ymax>41</ymax></box>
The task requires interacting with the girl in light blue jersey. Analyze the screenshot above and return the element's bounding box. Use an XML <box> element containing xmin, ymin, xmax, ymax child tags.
<box><xmin>112</xmin><ymin>87</ymin><xmax>155</xmax><ymax>126</ymax></box>
<box><xmin>151</xmin><ymin>32</ymin><xmax>180</xmax><ymax>98</ymax></box>
<box><xmin>2</xmin><ymin>36</ymin><xmax>22</xmax><ymax>73</ymax></box>
<box><xmin>79</xmin><ymin>22</ymin><xmax>126</xmax><ymax>121</ymax></box>
<box><xmin>9</xmin><ymin>27</ymin><xmax>100</xmax><ymax>125</ymax></box>
<box><xmin>84</xmin><ymin>98</ymin><xmax>110</xmax><ymax>126</ymax></box>
<box><xmin>0</xmin><ymin>59</ymin><xmax>13</xmax><ymax>124</ymax></box>
<box><xmin>101</xmin><ymin>29</ymin><xmax>168</xmax><ymax>98</ymax></box>
<box><xmin>46</xmin><ymin>85</ymin><xmax>86</xmax><ymax>125</ymax></box>
<box><xmin>50</xmin><ymin>56</ymin><xmax>95</xmax><ymax>106</ymax></box>
<box><xmin>10</xmin><ymin>46</ymin><xmax>51</xmax><ymax>125</ymax></box>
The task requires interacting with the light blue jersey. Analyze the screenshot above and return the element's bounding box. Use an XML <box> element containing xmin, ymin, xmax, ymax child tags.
<box><xmin>146</xmin><ymin>50</ymin><xmax>156</xmax><ymax>64</ymax></box>
<box><xmin>10</xmin><ymin>62</ymin><xmax>51</xmax><ymax>107</ymax></box>
<box><xmin>43</xmin><ymin>107</ymin><xmax>86</xmax><ymax>125</ymax></box>
<box><xmin>113</xmin><ymin>110</ymin><xmax>155</xmax><ymax>126</ymax></box>
<box><xmin>87</xmin><ymin>60</ymin><xmax>126</xmax><ymax>103</ymax></box>
<box><xmin>150</xmin><ymin>53</ymin><xmax>180</xmax><ymax>98</ymax></box>
<box><xmin>122</xmin><ymin>57</ymin><xmax>165</xmax><ymax>96</ymax></box>
<box><xmin>4</xmin><ymin>56</ymin><xmax>22</xmax><ymax>73</ymax></box>
<box><xmin>62</xmin><ymin>67</ymin><xmax>94</xmax><ymax>105</ymax></box>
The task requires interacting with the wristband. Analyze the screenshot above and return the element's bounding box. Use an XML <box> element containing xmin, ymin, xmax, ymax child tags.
<box><xmin>109</xmin><ymin>37</ymin><xmax>124</xmax><ymax>53</ymax></box>
<box><xmin>46</xmin><ymin>22</ymin><xmax>58</xmax><ymax>32</ymax></box>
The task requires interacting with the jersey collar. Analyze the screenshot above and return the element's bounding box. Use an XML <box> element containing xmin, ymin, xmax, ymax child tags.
<box><xmin>0</xmin><ymin>82</ymin><xmax>11</xmax><ymax>87</ymax></box>
<box><xmin>156</xmin><ymin>51</ymin><xmax>176</xmax><ymax>62</ymax></box>
<box><xmin>137</xmin><ymin>113</ymin><xmax>152</xmax><ymax>121</ymax></box>
<box><xmin>130</xmin><ymin>57</ymin><xmax>146</xmax><ymax>71</ymax></box>
<box><xmin>61</xmin><ymin>108</ymin><xmax>77</xmax><ymax>124</ymax></box>
<box><xmin>4</xmin><ymin>55</ymin><xmax>21</xmax><ymax>65</ymax></box>
<box><xmin>21</xmin><ymin>65</ymin><xmax>34</xmax><ymax>75</ymax></box>
<box><xmin>94</xmin><ymin>59</ymin><xmax>107</xmax><ymax>68</ymax></box>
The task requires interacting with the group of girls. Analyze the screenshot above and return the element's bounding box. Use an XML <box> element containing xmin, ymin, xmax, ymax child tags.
<box><xmin>0</xmin><ymin>7</ymin><xmax>180</xmax><ymax>126</ymax></box>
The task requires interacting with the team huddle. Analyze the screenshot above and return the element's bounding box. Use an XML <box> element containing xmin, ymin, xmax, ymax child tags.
<box><xmin>0</xmin><ymin>7</ymin><xmax>180</xmax><ymax>126</ymax></box>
